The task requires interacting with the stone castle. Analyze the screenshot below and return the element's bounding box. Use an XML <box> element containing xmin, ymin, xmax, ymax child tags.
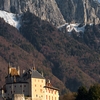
<box><xmin>0</xmin><ymin>63</ymin><xmax>59</xmax><ymax>100</ymax></box>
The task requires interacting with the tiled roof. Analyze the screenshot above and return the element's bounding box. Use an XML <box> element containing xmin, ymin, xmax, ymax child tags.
<box><xmin>31</xmin><ymin>70</ymin><xmax>45</xmax><ymax>79</ymax></box>
<box><xmin>44</xmin><ymin>81</ymin><xmax>59</xmax><ymax>91</ymax></box>
<box><xmin>44</xmin><ymin>86</ymin><xmax>59</xmax><ymax>91</ymax></box>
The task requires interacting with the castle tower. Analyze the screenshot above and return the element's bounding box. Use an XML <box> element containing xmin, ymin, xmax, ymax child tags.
<box><xmin>41</xmin><ymin>71</ymin><xmax>44</xmax><ymax>77</ymax></box>
<box><xmin>30</xmin><ymin>68</ymin><xmax>46</xmax><ymax>100</ymax></box>
<box><xmin>8</xmin><ymin>62</ymin><xmax>11</xmax><ymax>75</ymax></box>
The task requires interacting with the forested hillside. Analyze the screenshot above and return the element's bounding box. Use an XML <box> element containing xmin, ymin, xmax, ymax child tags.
<box><xmin>20</xmin><ymin>12</ymin><xmax>100</xmax><ymax>91</ymax></box>
<box><xmin>0</xmin><ymin>17</ymin><xmax>67</xmax><ymax>94</ymax></box>
<box><xmin>0</xmin><ymin>0</ymin><xmax>100</xmax><ymax>97</ymax></box>
<box><xmin>71</xmin><ymin>24</ymin><xmax>100</xmax><ymax>53</ymax></box>
<box><xmin>0</xmin><ymin>11</ymin><xmax>100</xmax><ymax>93</ymax></box>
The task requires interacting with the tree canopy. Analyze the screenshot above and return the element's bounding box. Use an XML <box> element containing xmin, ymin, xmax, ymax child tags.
<box><xmin>76</xmin><ymin>84</ymin><xmax>100</xmax><ymax>100</ymax></box>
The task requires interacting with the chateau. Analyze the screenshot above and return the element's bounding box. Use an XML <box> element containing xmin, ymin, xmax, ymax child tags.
<box><xmin>0</xmin><ymin>64</ymin><xmax>59</xmax><ymax>100</ymax></box>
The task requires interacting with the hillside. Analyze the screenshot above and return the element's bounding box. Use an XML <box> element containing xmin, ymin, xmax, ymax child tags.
<box><xmin>1</xmin><ymin>12</ymin><xmax>100</xmax><ymax>93</ymax></box>
<box><xmin>0</xmin><ymin>17</ymin><xmax>67</xmax><ymax>94</ymax></box>
<box><xmin>20</xmin><ymin>12</ymin><xmax>100</xmax><ymax>91</ymax></box>
<box><xmin>71</xmin><ymin>24</ymin><xmax>100</xmax><ymax>53</ymax></box>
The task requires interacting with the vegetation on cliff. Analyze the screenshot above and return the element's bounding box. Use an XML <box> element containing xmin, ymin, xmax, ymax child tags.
<box><xmin>1</xmin><ymin>11</ymin><xmax>100</xmax><ymax>93</ymax></box>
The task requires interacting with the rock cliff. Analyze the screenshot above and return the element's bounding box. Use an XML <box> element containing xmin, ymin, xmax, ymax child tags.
<box><xmin>55</xmin><ymin>0</ymin><xmax>100</xmax><ymax>24</ymax></box>
<box><xmin>0</xmin><ymin>0</ymin><xmax>66</xmax><ymax>26</ymax></box>
<box><xmin>0</xmin><ymin>0</ymin><xmax>100</xmax><ymax>26</ymax></box>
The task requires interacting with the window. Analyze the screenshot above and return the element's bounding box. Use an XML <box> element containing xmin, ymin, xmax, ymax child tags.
<box><xmin>36</xmin><ymin>95</ymin><xmax>38</xmax><ymax>97</ymax></box>
<box><xmin>35</xmin><ymin>84</ymin><xmax>36</xmax><ymax>87</ymax></box>
<box><xmin>40</xmin><ymin>89</ymin><xmax>42</xmax><ymax>93</ymax></box>
<box><xmin>23</xmin><ymin>90</ymin><xmax>25</xmax><ymax>92</ymax></box>
<box><xmin>46</xmin><ymin>95</ymin><xmax>48</xmax><ymax>99</ymax></box>
<box><xmin>24</xmin><ymin>85</ymin><xmax>26</xmax><ymax>87</ymax></box>
<box><xmin>20</xmin><ymin>85</ymin><xmax>22</xmax><ymax>87</ymax></box>
<box><xmin>49</xmin><ymin>90</ymin><xmax>50</xmax><ymax>93</ymax></box>
<box><xmin>15</xmin><ymin>85</ymin><xmax>16</xmax><ymax>87</ymax></box>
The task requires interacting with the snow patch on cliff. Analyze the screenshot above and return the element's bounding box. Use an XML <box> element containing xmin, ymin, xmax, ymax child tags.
<box><xmin>0</xmin><ymin>10</ymin><xmax>21</xmax><ymax>29</ymax></box>
<box><xmin>58</xmin><ymin>23</ymin><xmax>85</xmax><ymax>33</ymax></box>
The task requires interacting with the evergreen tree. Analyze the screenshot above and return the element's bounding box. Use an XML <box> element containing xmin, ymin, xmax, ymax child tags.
<box><xmin>76</xmin><ymin>86</ymin><xmax>88</xmax><ymax>100</ymax></box>
<box><xmin>88</xmin><ymin>84</ymin><xmax>100</xmax><ymax>100</ymax></box>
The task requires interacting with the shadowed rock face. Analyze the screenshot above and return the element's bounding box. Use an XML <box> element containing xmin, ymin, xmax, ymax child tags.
<box><xmin>0</xmin><ymin>0</ymin><xmax>100</xmax><ymax>26</ymax></box>
<box><xmin>55</xmin><ymin>0</ymin><xmax>100</xmax><ymax>24</ymax></box>
<box><xmin>0</xmin><ymin>0</ymin><xmax>66</xmax><ymax>26</ymax></box>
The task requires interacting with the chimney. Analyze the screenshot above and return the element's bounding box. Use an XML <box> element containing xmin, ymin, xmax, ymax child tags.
<box><xmin>41</xmin><ymin>71</ymin><xmax>44</xmax><ymax>77</ymax></box>
<box><xmin>33</xmin><ymin>60</ymin><xmax>36</xmax><ymax>71</ymax></box>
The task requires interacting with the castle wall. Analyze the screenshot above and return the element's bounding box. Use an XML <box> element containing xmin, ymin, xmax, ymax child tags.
<box><xmin>45</xmin><ymin>88</ymin><xmax>59</xmax><ymax>100</ymax></box>
<box><xmin>31</xmin><ymin>78</ymin><xmax>45</xmax><ymax>100</ymax></box>
<box><xmin>6</xmin><ymin>83</ymin><xmax>29</xmax><ymax>99</ymax></box>
<box><xmin>12</xmin><ymin>94</ymin><xmax>25</xmax><ymax>100</ymax></box>
<box><xmin>27</xmin><ymin>79</ymin><xmax>31</xmax><ymax>97</ymax></box>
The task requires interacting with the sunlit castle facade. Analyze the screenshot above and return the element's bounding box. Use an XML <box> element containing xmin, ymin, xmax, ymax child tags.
<box><xmin>1</xmin><ymin>63</ymin><xmax>59</xmax><ymax>100</ymax></box>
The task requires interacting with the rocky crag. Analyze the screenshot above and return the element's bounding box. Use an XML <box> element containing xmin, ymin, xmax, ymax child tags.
<box><xmin>0</xmin><ymin>0</ymin><xmax>66</xmax><ymax>26</ymax></box>
<box><xmin>56</xmin><ymin>0</ymin><xmax>100</xmax><ymax>25</ymax></box>
<box><xmin>0</xmin><ymin>0</ymin><xmax>100</xmax><ymax>26</ymax></box>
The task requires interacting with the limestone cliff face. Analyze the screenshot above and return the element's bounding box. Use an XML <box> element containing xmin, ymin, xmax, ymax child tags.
<box><xmin>55</xmin><ymin>0</ymin><xmax>100</xmax><ymax>24</ymax></box>
<box><xmin>0</xmin><ymin>0</ymin><xmax>100</xmax><ymax>26</ymax></box>
<box><xmin>0</xmin><ymin>0</ymin><xmax>66</xmax><ymax>26</ymax></box>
